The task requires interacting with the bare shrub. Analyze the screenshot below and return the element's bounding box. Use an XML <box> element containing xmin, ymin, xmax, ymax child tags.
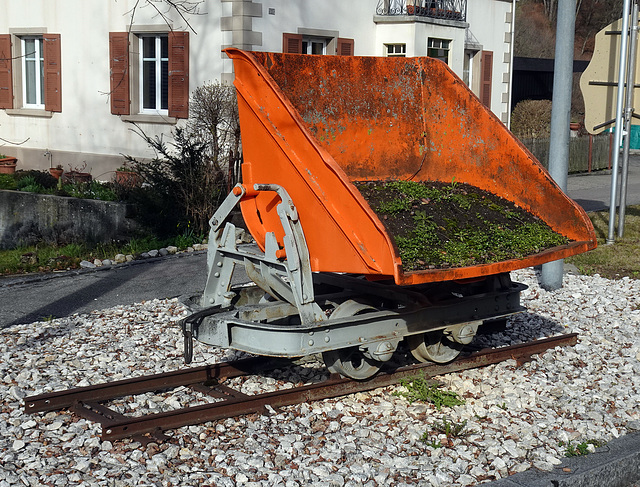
<box><xmin>187</xmin><ymin>82</ymin><xmax>241</xmax><ymax>187</ymax></box>
<box><xmin>510</xmin><ymin>99</ymin><xmax>553</xmax><ymax>139</ymax></box>
<box><xmin>122</xmin><ymin>82</ymin><xmax>242</xmax><ymax>237</ymax></box>
<box><xmin>124</xmin><ymin>126</ymin><xmax>226</xmax><ymax>237</ymax></box>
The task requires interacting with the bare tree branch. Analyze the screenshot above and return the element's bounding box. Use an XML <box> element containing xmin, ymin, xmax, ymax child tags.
<box><xmin>124</xmin><ymin>0</ymin><xmax>205</xmax><ymax>34</ymax></box>
<box><xmin>0</xmin><ymin>136</ymin><xmax>30</xmax><ymax>146</ymax></box>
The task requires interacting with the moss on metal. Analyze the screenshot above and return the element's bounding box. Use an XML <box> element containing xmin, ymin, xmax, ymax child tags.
<box><xmin>357</xmin><ymin>179</ymin><xmax>570</xmax><ymax>271</ymax></box>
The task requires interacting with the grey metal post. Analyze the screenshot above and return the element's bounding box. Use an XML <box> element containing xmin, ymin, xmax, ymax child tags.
<box><xmin>618</xmin><ymin>0</ymin><xmax>639</xmax><ymax>238</ymax></box>
<box><xmin>540</xmin><ymin>0</ymin><xmax>576</xmax><ymax>290</ymax></box>
<box><xmin>607</xmin><ymin>0</ymin><xmax>632</xmax><ymax>244</ymax></box>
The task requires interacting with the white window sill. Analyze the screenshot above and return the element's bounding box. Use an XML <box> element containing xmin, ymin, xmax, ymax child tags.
<box><xmin>5</xmin><ymin>108</ymin><xmax>53</xmax><ymax>118</ymax></box>
<box><xmin>121</xmin><ymin>114</ymin><xmax>177</xmax><ymax>124</ymax></box>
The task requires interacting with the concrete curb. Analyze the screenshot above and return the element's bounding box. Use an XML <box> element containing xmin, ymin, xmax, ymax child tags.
<box><xmin>485</xmin><ymin>432</ymin><xmax>640</xmax><ymax>487</ymax></box>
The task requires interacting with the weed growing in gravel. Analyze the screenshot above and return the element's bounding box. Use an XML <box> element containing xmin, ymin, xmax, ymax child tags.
<box><xmin>559</xmin><ymin>439</ymin><xmax>604</xmax><ymax>457</ymax></box>
<box><xmin>393</xmin><ymin>374</ymin><xmax>465</xmax><ymax>410</ymax></box>
<box><xmin>421</xmin><ymin>436</ymin><xmax>443</xmax><ymax>448</ymax></box>
<box><xmin>431</xmin><ymin>418</ymin><xmax>469</xmax><ymax>438</ymax></box>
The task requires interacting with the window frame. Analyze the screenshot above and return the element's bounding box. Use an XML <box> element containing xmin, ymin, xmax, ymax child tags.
<box><xmin>282</xmin><ymin>30</ymin><xmax>353</xmax><ymax>56</ymax></box>
<box><xmin>427</xmin><ymin>38</ymin><xmax>451</xmax><ymax>65</ymax></box>
<box><xmin>302</xmin><ymin>37</ymin><xmax>328</xmax><ymax>55</ymax></box>
<box><xmin>0</xmin><ymin>30</ymin><xmax>61</xmax><ymax>116</ymax></box>
<box><xmin>21</xmin><ymin>36</ymin><xmax>45</xmax><ymax>109</ymax></box>
<box><xmin>385</xmin><ymin>43</ymin><xmax>407</xmax><ymax>57</ymax></box>
<box><xmin>138</xmin><ymin>34</ymin><xmax>168</xmax><ymax>116</ymax></box>
<box><xmin>109</xmin><ymin>28</ymin><xmax>189</xmax><ymax>122</ymax></box>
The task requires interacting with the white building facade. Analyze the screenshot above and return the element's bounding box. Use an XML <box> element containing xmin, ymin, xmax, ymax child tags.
<box><xmin>0</xmin><ymin>0</ymin><xmax>514</xmax><ymax>176</ymax></box>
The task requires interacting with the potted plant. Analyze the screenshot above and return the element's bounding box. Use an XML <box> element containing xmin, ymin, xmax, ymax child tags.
<box><xmin>0</xmin><ymin>154</ymin><xmax>17</xmax><ymax>174</ymax></box>
<box><xmin>114</xmin><ymin>161</ymin><xmax>142</xmax><ymax>188</ymax></box>
<box><xmin>64</xmin><ymin>162</ymin><xmax>92</xmax><ymax>184</ymax></box>
<box><xmin>49</xmin><ymin>164</ymin><xmax>64</xmax><ymax>179</ymax></box>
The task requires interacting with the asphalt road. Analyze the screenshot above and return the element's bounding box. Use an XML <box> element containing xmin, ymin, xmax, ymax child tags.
<box><xmin>0</xmin><ymin>252</ymin><xmax>210</xmax><ymax>328</ymax></box>
<box><xmin>567</xmin><ymin>154</ymin><xmax>640</xmax><ymax>211</ymax></box>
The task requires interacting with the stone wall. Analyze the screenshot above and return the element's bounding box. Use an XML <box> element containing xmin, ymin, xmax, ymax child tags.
<box><xmin>0</xmin><ymin>190</ymin><xmax>140</xmax><ymax>249</ymax></box>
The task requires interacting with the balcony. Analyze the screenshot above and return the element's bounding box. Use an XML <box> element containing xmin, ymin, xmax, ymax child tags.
<box><xmin>376</xmin><ymin>0</ymin><xmax>467</xmax><ymax>22</ymax></box>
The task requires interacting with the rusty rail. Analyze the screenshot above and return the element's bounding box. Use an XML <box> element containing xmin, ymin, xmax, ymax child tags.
<box><xmin>24</xmin><ymin>334</ymin><xmax>577</xmax><ymax>443</ymax></box>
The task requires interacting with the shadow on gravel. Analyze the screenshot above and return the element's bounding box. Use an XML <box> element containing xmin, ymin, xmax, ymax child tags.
<box><xmin>473</xmin><ymin>312</ymin><xmax>566</xmax><ymax>350</ymax></box>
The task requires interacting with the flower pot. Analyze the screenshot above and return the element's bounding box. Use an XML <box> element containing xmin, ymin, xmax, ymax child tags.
<box><xmin>0</xmin><ymin>157</ymin><xmax>17</xmax><ymax>174</ymax></box>
<box><xmin>115</xmin><ymin>170</ymin><xmax>142</xmax><ymax>188</ymax></box>
<box><xmin>49</xmin><ymin>168</ymin><xmax>64</xmax><ymax>179</ymax></box>
<box><xmin>570</xmin><ymin>122</ymin><xmax>581</xmax><ymax>131</ymax></box>
<box><xmin>64</xmin><ymin>171</ymin><xmax>92</xmax><ymax>184</ymax></box>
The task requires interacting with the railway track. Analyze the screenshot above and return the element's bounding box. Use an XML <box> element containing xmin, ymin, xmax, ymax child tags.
<box><xmin>24</xmin><ymin>333</ymin><xmax>577</xmax><ymax>444</ymax></box>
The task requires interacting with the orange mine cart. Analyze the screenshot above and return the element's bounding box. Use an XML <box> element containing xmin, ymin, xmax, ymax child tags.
<box><xmin>225</xmin><ymin>48</ymin><xmax>596</xmax><ymax>285</ymax></box>
<box><xmin>181</xmin><ymin>50</ymin><xmax>596</xmax><ymax>380</ymax></box>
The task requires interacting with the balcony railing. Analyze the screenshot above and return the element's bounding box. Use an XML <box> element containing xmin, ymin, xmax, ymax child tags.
<box><xmin>376</xmin><ymin>0</ymin><xmax>467</xmax><ymax>22</ymax></box>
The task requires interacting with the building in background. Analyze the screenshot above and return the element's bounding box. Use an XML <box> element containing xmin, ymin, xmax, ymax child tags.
<box><xmin>0</xmin><ymin>0</ymin><xmax>514</xmax><ymax>176</ymax></box>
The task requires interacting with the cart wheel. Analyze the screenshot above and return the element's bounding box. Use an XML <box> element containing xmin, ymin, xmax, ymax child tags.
<box><xmin>406</xmin><ymin>331</ymin><xmax>464</xmax><ymax>364</ymax></box>
<box><xmin>323</xmin><ymin>347</ymin><xmax>381</xmax><ymax>380</ymax></box>
<box><xmin>323</xmin><ymin>299</ymin><xmax>382</xmax><ymax>380</ymax></box>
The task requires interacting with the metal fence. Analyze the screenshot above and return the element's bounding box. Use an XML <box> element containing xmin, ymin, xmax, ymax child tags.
<box><xmin>376</xmin><ymin>0</ymin><xmax>466</xmax><ymax>21</ymax></box>
<box><xmin>519</xmin><ymin>133</ymin><xmax>612</xmax><ymax>174</ymax></box>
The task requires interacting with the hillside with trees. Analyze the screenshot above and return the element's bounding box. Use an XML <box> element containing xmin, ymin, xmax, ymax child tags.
<box><xmin>515</xmin><ymin>0</ymin><xmax>624</xmax><ymax>60</ymax></box>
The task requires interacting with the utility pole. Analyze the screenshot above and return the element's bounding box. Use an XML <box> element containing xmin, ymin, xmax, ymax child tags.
<box><xmin>607</xmin><ymin>0</ymin><xmax>632</xmax><ymax>244</ymax></box>
<box><xmin>617</xmin><ymin>0</ymin><xmax>638</xmax><ymax>239</ymax></box>
<box><xmin>540</xmin><ymin>0</ymin><xmax>575</xmax><ymax>290</ymax></box>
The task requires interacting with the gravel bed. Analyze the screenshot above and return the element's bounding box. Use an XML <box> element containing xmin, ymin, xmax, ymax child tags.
<box><xmin>1</xmin><ymin>268</ymin><xmax>640</xmax><ymax>486</ymax></box>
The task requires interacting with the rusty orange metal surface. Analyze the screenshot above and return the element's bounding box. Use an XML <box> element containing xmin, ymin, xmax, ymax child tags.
<box><xmin>225</xmin><ymin>48</ymin><xmax>597</xmax><ymax>285</ymax></box>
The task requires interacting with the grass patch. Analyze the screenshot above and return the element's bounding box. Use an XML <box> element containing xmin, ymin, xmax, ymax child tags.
<box><xmin>559</xmin><ymin>439</ymin><xmax>604</xmax><ymax>457</ymax></box>
<box><xmin>393</xmin><ymin>374</ymin><xmax>465</xmax><ymax>409</ymax></box>
<box><xmin>566</xmin><ymin>205</ymin><xmax>640</xmax><ymax>279</ymax></box>
<box><xmin>0</xmin><ymin>231</ymin><xmax>205</xmax><ymax>276</ymax></box>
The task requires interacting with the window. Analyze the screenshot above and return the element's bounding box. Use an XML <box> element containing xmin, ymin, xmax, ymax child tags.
<box><xmin>283</xmin><ymin>33</ymin><xmax>354</xmax><ymax>56</ymax></box>
<box><xmin>463</xmin><ymin>51</ymin><xmax>474</xmax><ymax>87</ymax></box>
<box><xmin>140</xmin><ymin>35</ymin><xmax>168</xmax><ymax>114</ymax></box>
<box><xmin>22</xmin><ymin>37</ymin><xmax>44</xmax><ymax>108</ymax></box>
<box><xmin>109</xmin><ymin>31</ymin><xmax>189</xmax><ymax>119</ymax></box>
<box><xmin>302</xmin><ymin>37</ymin><xmax>327</xmax><ymax>55</ymax></box>
<box><xmin>0</xmin><ymin>33</ymin><xmax>61</xmax><ymax>113</ymax></box>
<box><xmin>427</xmin><ymin>38</ymin><xmax>450</xmax><ymax>64</ymax></box>
<box><xmin>385</xmin><ymin>44</ymin><xmax>406</xmax><ymax>57</ymax></box>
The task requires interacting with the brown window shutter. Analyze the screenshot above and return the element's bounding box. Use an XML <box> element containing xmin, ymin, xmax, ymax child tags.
<box><xmin>43</xmin><ymin>34</ymin><xmax>62</xmax><ymax>112</ymax></box>
<box><xmin>480</xmin><ymin>50</ymin><xmax>493</xmax><ymax>108</ymax></box>
<box><xmin>0</xmin><ymin>34</ymin><xmax>13</xmax><ymax>109</ymax></box>
<box><xmin>337</xmin><ymin>38</ymin><xmax>354</xmax><ymax>56</ymax></box>
<box><xmin>109</xmin><ymin>32</ymin><xmax>130</xmax><ymax>115</ymax></box>
<box><xmin>283</xmin><ymin>33</ymin><xmax>303</xmax><ymax>54</ymax></box>
<box><xmin>168</xmin><ymin>31</ymin><xmax>189</xmax><ymax>119</ymax></box>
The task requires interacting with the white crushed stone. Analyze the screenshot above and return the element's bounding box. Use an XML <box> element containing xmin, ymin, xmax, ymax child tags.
<box><xmin>1</xmin><ymin>267</ymin><xmax>639</xmax><ymax>486</ymax></box>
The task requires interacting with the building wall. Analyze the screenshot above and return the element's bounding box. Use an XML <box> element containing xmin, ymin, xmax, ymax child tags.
<box><xmin>466</xmin><ymin>0</ymin><xmax>514</xmax><ymax>122</ymax></box>
<box><xmin>0</xmin><ymin>0</ymin><xmax>514</xmax><ymax>177</ymax></box>
<box><xmin>0</xmin><ymin>0</ymin><xmax>224</xmax><ymax>177</ymax></box>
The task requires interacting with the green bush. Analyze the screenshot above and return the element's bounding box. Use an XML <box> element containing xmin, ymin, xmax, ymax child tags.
<box><xmin>124</xmin><ymin>125</ymin><xmax>228</xmax><ymax>236</ymax></box>
<box><xmin>510</xmin><ymin>99</ymin><xmax>552</xmax><ymax>139</ymax></box>
<box><xmin>61</xmin><ymin>180</ymin><xmax>117</xmax><ymax>201</ymax></box>
<box><xmin>0</xmin><ymin>174</ymin><xmax>18</xmax><ymax>190</ymax></box>
<box><xmin>14</xmin><ymin>170</ymin><xmax>57</xmax><ymax>189</ymax></box>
